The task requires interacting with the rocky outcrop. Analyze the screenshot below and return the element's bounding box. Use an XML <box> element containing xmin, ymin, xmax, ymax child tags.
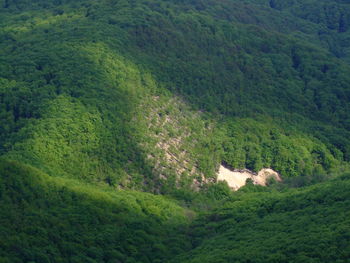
<box><xmin>217</xmin><ymin>165</ymin><xmax>281</xmax><ymax>190</ymax></box>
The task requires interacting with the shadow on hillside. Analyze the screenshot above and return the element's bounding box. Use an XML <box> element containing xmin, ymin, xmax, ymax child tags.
<box><xmin>0</xmin><ymin>160</ymin><xmax>190</xmax><ymax>262</ymax></box>
<box><xmin>0</xmin><ymin>14</ymin><xmax>159</xmax><ymax>190</ymax></box>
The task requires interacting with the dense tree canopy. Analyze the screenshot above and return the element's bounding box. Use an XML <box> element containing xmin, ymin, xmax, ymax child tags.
<box><xmin>0</xmin><ymin>0</ymin><xmax>350</xmax><ymax>262</ymax></box>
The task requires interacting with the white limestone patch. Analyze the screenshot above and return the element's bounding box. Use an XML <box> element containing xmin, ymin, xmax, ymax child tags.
<box><xmin>217</xmin><ymin>165</ymin><xmax>281</xmax><ymax>190</ymax></box>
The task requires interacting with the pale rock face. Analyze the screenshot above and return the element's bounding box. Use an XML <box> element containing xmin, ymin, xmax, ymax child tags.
<box><xmin>216</xmin><ymin>165</ymin><xmax>281</xmax><ymax>190</ymax></box>
<box><xmin>256</xmin><ymin>168</ymin><xmax>282</xmax><ymax>186</ymax></box>
<box><xmin>217</xmin><ymin>165</ymin><xmax>252</xmax><ymax>190</ymax></box>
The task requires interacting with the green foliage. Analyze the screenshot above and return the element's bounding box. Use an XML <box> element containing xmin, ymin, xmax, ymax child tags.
<box><xmin>0</xmin><ymin>1</ymin><xmax>350</xmax><ymax>261</ymax></box>
<box><xmin>2</xmin><ymin>159</ymin><xmax>348</xmax><ymax>263</ymax></box>
<box><xmin>172</xmin><ymin>176</ymin><xmax>350</xmax><ymax>263</ymax></box>
<box><xmin>0</xmin><ymin>159</ymin><xmax>190</xmax><ymax>263</ymax></box>
<box><xmin>1</xmin><ymin>0</ymin><xmax>350</xmax><ymax>184</ymax></box>
<box><xmin>220</xmin><ymin>118</ymin><xmax>338</xmax><ymax>175</ymax></box>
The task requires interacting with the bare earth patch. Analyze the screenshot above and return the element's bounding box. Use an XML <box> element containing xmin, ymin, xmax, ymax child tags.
<box><xmin>217</xmin><ymin>165</ymin><xmax>281</xmax><ymax>190</ymax></box>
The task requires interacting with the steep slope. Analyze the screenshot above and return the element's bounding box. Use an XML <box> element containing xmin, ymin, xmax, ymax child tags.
<box><xmin>1</xmin><ymin>0</ymin><xmax>350</xmax><ymax>189</ymax></box>
<box><xmin>0</xmin><ymin>40</ymin><xmax>218</xmax><ymax>191</ymax></box>
<box><xmin>1</xmin><ymin>1</ymin><xmax>350</xmax><ymax>262</ymax></box>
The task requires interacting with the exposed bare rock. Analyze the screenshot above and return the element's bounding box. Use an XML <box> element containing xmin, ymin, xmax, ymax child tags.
<box><xmin>217</xmin><ymin>165</ymin><xmax>281</xmax><ymax>190</ymax></box>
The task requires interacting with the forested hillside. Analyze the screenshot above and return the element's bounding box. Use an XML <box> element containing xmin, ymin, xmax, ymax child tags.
<box><xmin>1</xmin><ymin>0</ymin><xmax>350</xmax><ymax>186</ymax></box>
<box><xmin>172</xmin><ymin>174</ymin><xmax>350</xmax><ymax>263</ymax></box>
<box><xmin>0</xmin><ymin>0</ymin><xmax>350</xmax><ymax>262</ymax></box>
<box><xmin>0</xmin><ymin>159</ymin><xmax>191</xmax><ymax>263</ymax></box>
<box><xmin>1</xmin><ymin>160</ymin><xmax>349</xmax><ymax>262</ymax></box>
